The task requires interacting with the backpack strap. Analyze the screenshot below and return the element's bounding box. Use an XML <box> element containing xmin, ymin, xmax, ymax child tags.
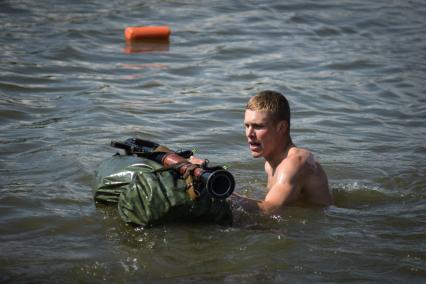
<box><xmin>154</xmin><ymin>162</ymin><xmax>200</xmax><ymax>200</ymax></box>
<box><xmin>182</xmin><ymin>164</ymin><xmax>201</xmax><ymax>200</ymax></box>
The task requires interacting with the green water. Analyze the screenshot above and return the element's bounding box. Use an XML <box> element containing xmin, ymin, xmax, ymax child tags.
<box><xmin>1</xmin><ymin>0</ymin><xmax>425</xmax><ymax>282</ymax></box>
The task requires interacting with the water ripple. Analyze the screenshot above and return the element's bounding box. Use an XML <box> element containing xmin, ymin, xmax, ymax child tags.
<box><xmin>1</xmin><ymin>0</ymin><xmax>426</xmax><ymax>282</ymax></box>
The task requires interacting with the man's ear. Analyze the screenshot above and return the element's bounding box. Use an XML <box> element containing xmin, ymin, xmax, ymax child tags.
<box><xmin>277</xmin><ymin>120</ymin><xmax>289</xmax><ymax>134</ymax></box>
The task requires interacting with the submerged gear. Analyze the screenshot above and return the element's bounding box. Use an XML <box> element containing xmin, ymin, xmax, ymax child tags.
<box><xmin>94</xmin><ymin>139</ymin><xmax>233</xmax><ymax>227</ymax></box>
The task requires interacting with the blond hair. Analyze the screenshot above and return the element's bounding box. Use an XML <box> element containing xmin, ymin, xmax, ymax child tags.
<box><xmin>246</xmin><ymin>90</ymin><xmax>291</xmax><ymax>129</ymax></box>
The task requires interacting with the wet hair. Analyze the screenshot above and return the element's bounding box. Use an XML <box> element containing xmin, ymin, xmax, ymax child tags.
<box><xmin>246</xmin><ymin>90</ymin><xmax>291</xmax><ymax>130</ymax></box>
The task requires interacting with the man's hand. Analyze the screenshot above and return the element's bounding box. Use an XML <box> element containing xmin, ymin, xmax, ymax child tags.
<box><xmin>188</xmin><ymin>156</ymin><xmax>207</xmax><ymax>166</ymax></box>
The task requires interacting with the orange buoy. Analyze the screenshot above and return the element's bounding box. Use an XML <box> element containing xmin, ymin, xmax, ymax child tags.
<box><xmin>124</xmin><ymin>26</ymin><xmax>171</xmax><ymax>41</ymax></box>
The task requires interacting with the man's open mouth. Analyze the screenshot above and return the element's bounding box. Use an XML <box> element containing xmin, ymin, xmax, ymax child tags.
<box><xmin>248</xmin><ymin>141</ymin><xmax>261</xmax><ymax>151</ymax></box>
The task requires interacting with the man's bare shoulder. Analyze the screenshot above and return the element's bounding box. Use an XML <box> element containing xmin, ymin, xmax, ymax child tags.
<box><xmin>288</xmin><ymin>147</ymin><xmax>333</xmax><ymax>205</ymax></box>
<box><xmin>263</xmin><ymin>147</ymin><xmax>313</xmax><ymax>179</ymax></box>
<box><xmin>286</xmin><ymin>147</ymin><xmax>316</xmax><ymax>169</ymax></box>
<box><xmin>288</xmin><ymin>146</ymin><xmax>312</xmax><ymax>157</ymax></box>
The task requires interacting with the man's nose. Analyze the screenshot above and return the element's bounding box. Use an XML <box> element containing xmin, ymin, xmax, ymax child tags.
<box><xmin>246</xmin><ymin>126</ymin><xmax>254</xmax><ymax>137</ymax></box>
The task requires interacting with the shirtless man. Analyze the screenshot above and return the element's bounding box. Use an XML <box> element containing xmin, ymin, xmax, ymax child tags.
<box><xmin>231</xmin><ymin>90</ymin><xmax>333</xmax><ymax>214</ymax></box>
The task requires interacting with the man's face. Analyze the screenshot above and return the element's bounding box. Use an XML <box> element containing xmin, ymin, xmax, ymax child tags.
<box><xmin>244</xmin><ymin>109</ymin><xmax>282</xmax><ymax>159</ymax></box>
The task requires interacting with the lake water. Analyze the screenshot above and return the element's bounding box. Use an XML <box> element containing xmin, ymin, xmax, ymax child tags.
<box><xmin>1</xmin><ymin>0</ymin><xmax>425</xmax><ymax>283</ymax></box>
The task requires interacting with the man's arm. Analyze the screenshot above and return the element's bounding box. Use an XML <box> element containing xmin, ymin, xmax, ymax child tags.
<box><xmin>260</xmin><ymin>152</ymin><xmax>313</xmax><ymax>213</ymax></box>
<box><xmin>230</xmin><ymin>192</ymin><xmax>264</xmax><ymax>213</ymax></box>
<box><xmin>230</xmin><ymin>173</ymin><xmax>300</xmax><ymax>215</ymax></box>
<box><xmin>262</xmin><ymin>174</ymin><xmax>301</xmax><ymax>214</ymax></box>
<box><xmin>231</xmin><ymin>152</ymin><xmax>310</xmax><ymax>215</ymax></box>
<box><xmin>230</xmin><ymin>180</ymin><xmax>299</xmax><ymax>215</ymax></box>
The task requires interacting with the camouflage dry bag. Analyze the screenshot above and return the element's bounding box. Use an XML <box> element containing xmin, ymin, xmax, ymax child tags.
<box><xmin>94</xmin><ymin>154</ymin><xmax>232</xmax><ymax>227</ymax></box>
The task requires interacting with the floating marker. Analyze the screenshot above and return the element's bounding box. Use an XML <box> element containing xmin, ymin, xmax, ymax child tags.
<box><xmin>124</xmin><ymin>26</ymin><xmax>171</xmax><ymax>41</ymax></box>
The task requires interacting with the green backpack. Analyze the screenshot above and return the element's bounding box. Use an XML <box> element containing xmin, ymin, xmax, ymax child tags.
<box><xmin>94</xmin><ymin>154</ymin><xmax>233</xmax><ymax>227</ymax></box>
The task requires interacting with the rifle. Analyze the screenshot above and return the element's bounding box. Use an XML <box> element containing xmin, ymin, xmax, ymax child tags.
<box><xmin>110</xmin><ymin>138</ymin><xmax>235</xmax><ymax>200</ymax></box>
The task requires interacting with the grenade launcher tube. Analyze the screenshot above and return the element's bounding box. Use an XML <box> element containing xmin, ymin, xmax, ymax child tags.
<box><xmin>155</xmin><ymin>152</ymin><xmax>235</xmax><ymax>199</ymax></box>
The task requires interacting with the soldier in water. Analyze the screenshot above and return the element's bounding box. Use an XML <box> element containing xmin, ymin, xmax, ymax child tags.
<box><xmin>231</xmin><ymin>90</ymin><xmax>333</xmax><ymax>214</ymax></box>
